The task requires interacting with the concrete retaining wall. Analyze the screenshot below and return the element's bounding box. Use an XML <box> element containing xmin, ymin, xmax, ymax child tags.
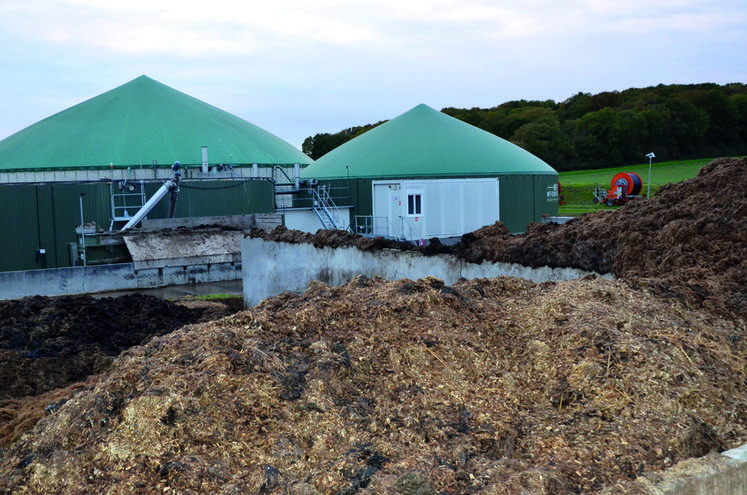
<box><xmin>650</xmin><ymin>445</ymin><xmax>747</xmax><ymax>494</ymax></box>
<box><xmin>141</xmin><ymin>213</ymin><xmax>282</xmax><ymax>231</ymax></box>
<box><xmin>0</xmin><ymin>264</ymin><xmax>137</xmax><ymax>299</ymax></box>
<box><xmin>0</xmin><ymin>261</ymin><xmax>242</xmax><ymax>300</ymax></box>
<box><xmin>241</xmin><ymin>237</ymin><xmax>613</xmax><ymax>307</ymax></box>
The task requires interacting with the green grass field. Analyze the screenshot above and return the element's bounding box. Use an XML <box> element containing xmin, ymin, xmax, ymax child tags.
<box><xmin>557</xmin><ymin>158</ymin><xmax>722</xmax><ymax>216</ymax></box>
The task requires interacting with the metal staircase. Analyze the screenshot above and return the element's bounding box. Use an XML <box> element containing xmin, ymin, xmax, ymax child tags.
<box><xmin>312</xmin><ymin>186</ymin><xmax>340</xmax><ymax>230</ymax></box>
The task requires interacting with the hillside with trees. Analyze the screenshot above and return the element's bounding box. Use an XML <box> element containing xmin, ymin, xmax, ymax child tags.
<box><xmin>302</xmin><ymin>83</ymin><xmax>747</xmax><ymax>171</ymax></box>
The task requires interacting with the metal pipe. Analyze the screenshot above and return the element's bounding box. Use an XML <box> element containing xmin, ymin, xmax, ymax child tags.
<box><xmin>168</xmin><ymin>162</ymin><xmax>181</xmax><ymax>218</ymax></box>
<box><xmin>79</xmin><ymin>193</ymin><xmax>87</xmax><ymax>267</ymax></box>
<box><xmin>122</xmin><ymin>162</ymin><xmax>181</xmax><ymax>230</ymax></box>
<box><xmin>120</xmin><ymin>179</ymin><xmax>176</xmax><ymax>230</ymax></box>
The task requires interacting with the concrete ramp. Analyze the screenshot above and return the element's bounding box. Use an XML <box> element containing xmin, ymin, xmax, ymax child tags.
<box><xmin>124</xmin><ymin>229</ymin><xmax>244</xmax><ymax>271</ymax></box>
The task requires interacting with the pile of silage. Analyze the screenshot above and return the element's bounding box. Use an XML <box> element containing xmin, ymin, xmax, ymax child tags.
<box><xmin>453</xmin><ymin>157</ymin><xmax>747</xmax><ymax>320</ymax></box>
<box><xmin>0</xmin><ymin>294</ymin><xmax>235</xmax><ymax>449</ymax></box>
<box><xmin>2</xmin><ymin>275</ymin><xmax>745</xmax><ymax>494</ymax></box>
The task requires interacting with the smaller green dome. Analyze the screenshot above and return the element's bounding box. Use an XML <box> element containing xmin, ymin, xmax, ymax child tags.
<box><xmin>301</xmin><ymin>104</ymin><xmax>556</xmax><ymax>180</ymax></box>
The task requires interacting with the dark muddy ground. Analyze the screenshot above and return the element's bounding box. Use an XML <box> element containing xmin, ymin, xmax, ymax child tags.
<box><xmin>0</xmin><ymin>294</ymin><xmax>202</xmax><ymax>400</ymax></box>
<box><xmin>0</xmin><ymin>294</ymin><xmax>239</xmax><ymax>447</ymax></box>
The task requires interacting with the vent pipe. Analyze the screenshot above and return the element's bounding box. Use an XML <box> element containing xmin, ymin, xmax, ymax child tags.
<box><xmin>201</xmin><ymin>146</ymin><xmax>209</xmax><ymax>173</ymax></box>
<box><xmin>252</xmin><ymin>163</ymin><xmax>259</xmax><ymax>178</ymax></box>
<box><xmin>294</xmin><ymin>163</ymin><xmax>300</xmax><ymax>189</ymax></box>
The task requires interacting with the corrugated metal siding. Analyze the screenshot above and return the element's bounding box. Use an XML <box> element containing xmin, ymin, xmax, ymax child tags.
<box><xmin>499</xmin><ymin>175</ymin><xmax>535</xmax><ymax>233</ymax></box>
<box><xmin>35</xmin><ymin>186</ymin><xmax>55</xmax><ymax>267</ymax></box>
<box><xmin>0</xmin><ymin>183</ymin><xmax>110</xmax><ymax>271</ymax></box>
<box><xmin>51</xmin><ymin>183</ymin><xmax>112</xmax><ymax>267</ymax></box>
<box><xmin>0</xmin><ymin>185</ymin><xmax>38</xmax><ymax>271</ymax></box>
<box><xmin>355</xmin><ymin>179</ymin><xmax>373</xmax><ymax>217</ymax></box>
<box><xmin>498</xmin><ymin>174</ymin><xmax>559</xmax><ymax>233</ymax></box>
<box><xmin>142</xmin><ymin>179</ymin><xmax>274</xmax><ymax>218</ymax></box>
<box><xmin>0</xmin><ymin>178</ymin><xmax>276</xmax><ymax>272</ymax></box>
<box><xmin>332</xmin><ymin>178</ymin><xmax>372</xmax><ymax>227</ymax></box>
<box><xmin>534</xmin><ymin>175</ymin><xmax>560</xmax><ymax>221</ymax></box>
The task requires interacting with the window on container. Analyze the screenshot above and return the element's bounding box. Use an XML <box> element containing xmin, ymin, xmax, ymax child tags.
<box><xmin>407</xmin><ymin>192</ymin><xmax>422</xmax><ymax>215</ymax></box>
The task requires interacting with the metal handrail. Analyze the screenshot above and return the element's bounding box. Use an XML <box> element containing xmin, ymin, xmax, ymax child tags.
<box><xmin>354</xmin><ymin>215</ymin><xmax>390</xmax><ymax>237</ymax></box>
<box><xmin>353</xmin><ymin>215</ymin><xmax>418</xmax><ymax>244</ymax></box>
<box><xmin>399</xmin><ymin>216</ymin><xmax>419</xmax><ymax>243</ymax></box>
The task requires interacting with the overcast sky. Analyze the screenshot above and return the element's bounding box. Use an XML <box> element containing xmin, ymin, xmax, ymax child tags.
<box><xmin>1</xmin><ymin>0</ymin><xmax>745</xmax><ymax>149</ymax></box>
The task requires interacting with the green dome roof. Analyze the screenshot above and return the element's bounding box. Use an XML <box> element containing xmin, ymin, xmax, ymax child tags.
<box><xmin>301</xmin><ymin>104</ymin><xmax>556</xmax><ymax>180</ymax></box>
<box><xmin>0</xmin><ymin>76</ymin><xmax>311</xmax><ymax>171</ymax></box>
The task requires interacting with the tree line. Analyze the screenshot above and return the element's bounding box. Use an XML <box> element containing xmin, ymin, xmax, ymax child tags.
<box><xmin>302</xmin><ymin>82</ymin><xmax>747</xmax><ymax>171</ymax></box>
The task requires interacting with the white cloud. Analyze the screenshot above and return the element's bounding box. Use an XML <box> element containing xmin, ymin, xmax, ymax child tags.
<box><xmin>0</xmin><ymin>0</ymin><xmax>744</xmax><ymax>146</ymax></box>
<box><xmin>1</xmin><ymin>0</ymin><xmax>388</xmax><ymax>55</ymax></box>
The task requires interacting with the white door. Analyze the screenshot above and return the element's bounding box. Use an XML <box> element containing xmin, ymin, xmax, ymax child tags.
<box><xmin>403</xmin><ymin>187</ymin><xmax>425</xmax><ymax>242</ymax></box>
<box><xmin>372</xmin><ymin>182</ymin><xmax>403</xmax><ymax>238</ymax></box>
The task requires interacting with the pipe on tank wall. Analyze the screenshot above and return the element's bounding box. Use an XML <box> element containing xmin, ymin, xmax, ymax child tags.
<box><xmin>120</xmin><ymin>179</ymin><xmax>176</xmax><ymax>230</ymax></box>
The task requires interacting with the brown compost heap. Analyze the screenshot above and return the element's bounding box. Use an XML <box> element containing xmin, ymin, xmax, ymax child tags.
<box><xmin>0</xmin><ymin>157</ymin><xmax>746</xmax><ymax>494</ymax></box>
<box><xmin>0</xmin><ymin>295</ymin><xmax>237</xmax><ymax>448</ymax></box>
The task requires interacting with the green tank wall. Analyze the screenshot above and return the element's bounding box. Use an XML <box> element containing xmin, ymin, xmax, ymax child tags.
<box><xmin>140</xmin><ymin>179</ymin><xmax>275</xmax><ymax>218</ymax></box>
<box><xmin>499</xmin><ymin>174</ymin><xmax>559</xmax><ymax>233</ymax></box>
<box><xmin>291</xmin><ymin>178</ymin><xmax>371</xmax><ymax>214</ymax></box>
<box><xmin>0</xmin><ymin>178</ymin><xmax>275</xmax><ymax>272</ymax></box>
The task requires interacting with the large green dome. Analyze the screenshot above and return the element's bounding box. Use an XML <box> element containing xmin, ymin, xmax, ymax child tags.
<box><xmin>301</xmin><ymin>104</ymin><xmax>556</xmax><ymax>180</ymax></box>
<box><xmin>0</xmin><ymin>76</ymin><xmax>311</xmax><ymax>171</ymax></box>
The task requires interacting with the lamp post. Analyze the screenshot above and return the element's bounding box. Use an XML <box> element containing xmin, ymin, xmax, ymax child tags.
<box><xmin>646</xmin><ymin>152</ymin><xmax>655</xmax><ymax>198</ymax></box>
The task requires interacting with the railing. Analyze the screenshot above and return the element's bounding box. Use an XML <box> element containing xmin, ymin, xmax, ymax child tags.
<box><xmin>354</xmin><ymin>215</ymin><xmax>390</xmax><ymax>237</ymax></box>
<box><xmin>399</xmin><ymin>216</ymin><xmax>420</xmax><ymax>244</ymax></box>
<box><xmin>354</xmin><ymin>215</ymin><xmax>420</xmax><ymax>245</ymax></box>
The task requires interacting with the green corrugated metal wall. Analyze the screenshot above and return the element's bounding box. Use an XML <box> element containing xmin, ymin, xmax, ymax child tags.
<box><xmin>1</xmin><ymin>183</ymin><xmax>112</xmax><ymax>271</ymax></box>
<box><xmin>140</xmin><ymin>179</ymin><xmax>275</xmax><ymax>218</ymax></box>
<box><xmin>499</xmin><ymin>175</ymin><xmax>534</xmax><ymax>233</ymax></box>
<box><xmin>534</xmin><ymin>174</ymin><xmax>560</xmax><ymax>224</ymax></box>
<box><xmin>0</xmin><ymin>179</ymin><xmax>275</xmax><ymax>272</ymax></box>
<box><xmin>3</xmin><ymin>186</ymin><xmax>39</xmax><ymax>271</ymax></box>
<box><xmin>499</xmin><ymin>174</ymin><xmax>559</xmax><ymax>233</ymax></box>
<box><xmin>293</xmin><ymin>178</ymin><xmax>373</xmax><ymax>224</ymax></box>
